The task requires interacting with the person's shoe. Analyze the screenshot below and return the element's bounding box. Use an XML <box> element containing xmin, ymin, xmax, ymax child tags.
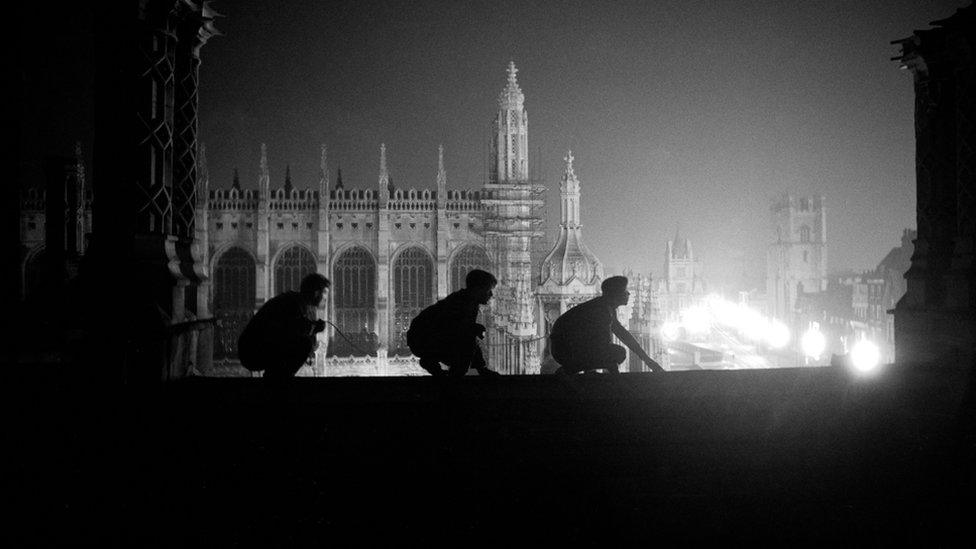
<box><xmin>477</xmin><ymin>368</ymin><xmax>501</xmax><ymax>377</ymax></box>
<box><xmin>419</xmin><ymin>358</ymin><xmax>444</xmax><ymax>376</ymax></box>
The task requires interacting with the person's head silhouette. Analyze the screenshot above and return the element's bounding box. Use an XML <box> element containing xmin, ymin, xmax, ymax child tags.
<box><xmin>465</xmin><ymin>269</ymin><xmax>497</xmax><ymax>305</ymax></box>
<box><xmin>300</xmin><ymin>273</ymin><xmax>331</xmax><ymax>307</ymax></box>
<box><xmin>601</xmin><ymin>276</ymin><xmax>630</xmax><ymax>307</ymax></box>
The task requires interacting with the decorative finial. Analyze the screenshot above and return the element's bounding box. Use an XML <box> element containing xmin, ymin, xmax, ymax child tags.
<box><xmin>320</xmin><ymin>144</ymin><xmax>328</xmax><ymax>174</ymax></box>
<box><xmin>232</xmin><ymin>168</ymin><xmax>241</xmax><ymax>190</ymax></box>
<box><xmin>507</xmin><ymin>61</ymin><xmax>518</xmax><ymax>85</ymax></box>
<box><xmin>564</xmin><ymin>150</ymin><xmax>574</xmax><ymax>172</ymax></box>
<box><xmin>258</xmin><ymin>143</ymin><xmax>269</xmax><ymax>194</ymax></box>
<box><xmin>436</xmin><ymin>144</ymin><xmax>447</xmax><ymax>194</ymax></box>
<box><xmin>284</xmin><ymin>165</ymin><xmax>293</xmax><ymax>192</ymax></box>
<box><xmin>335</xmin><ymin>163</ymin><xmax>344</xmax><ymax>190</ymax></box>
<box><xmin>380</xmin><ymin>143</ymin><xmax>387</xmax><ymax>177</ymax></box>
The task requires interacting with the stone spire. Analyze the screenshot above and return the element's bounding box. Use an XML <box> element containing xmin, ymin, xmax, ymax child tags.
<box><xmin>379</xmin><ymin>143</ymin><xmax>389</xmax><ymax>200</ymax></box>
<box><xmin>539</xmin><ymin>151</ymin><xmax>603</xmax><ymax>287</ymax></box>
<box><xmin>335</xmin><ymin>163</ymin><xmax>344</xmax><ymax>191</ymax></box>
<box><xmin>491</xmin><ymin>61</ymin><xmax>529</xmax><ymax>183</ymax></box>
<box><xmin>232</xmin><ymin>168</ymin><xmax>241</xmax><ymax>191</ymax></box>
<box><xmin>284</xmin><ymin>165</ymin><xmax>293</xmax><ymax>193</ymax></box>
<box><xmin>258</xmin><ymin>143</ymin><xmax>269</xmax><ymax>197</ymax></box>
<box><xmin>436</xmin><ymin>144</ymin><xmax>447</xmax><ymax>197</ymax></box>
<box><xmin>499</xmin><ymin>60</ymin><xmax>524</xmax><ymax>110</ymax></box>
<box><xmin>670</xmin><ymin>224</ymin><xmax>691</xmax><ymax>260</ymax></box>
<box><xmin>560</xmin><ymin>150</ymin><xmax>580</xmax><ymax>229</ymax></box>
<box><xmin>318</xmin><ymin>144</ymin><xmax>329</xmax><ymax>199</ymax></box>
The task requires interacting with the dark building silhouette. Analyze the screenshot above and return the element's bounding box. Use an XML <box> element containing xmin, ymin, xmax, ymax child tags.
<box><xmin>892</xmin><ymin>5</ymin><xmax>976</xmax><ymax>365</ymax></box>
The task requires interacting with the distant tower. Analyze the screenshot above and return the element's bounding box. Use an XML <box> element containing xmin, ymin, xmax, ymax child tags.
<box><xmin>490</xmin><ymin>61</ymin><xmax>529</xmax><ymax>184</ymax></box>
<box><xmin>483</xmin><ymin>61</ymin><xmax>545</xmax><ymax>374</ymax></box>
<box><xmin>766</xmin><ymin>194</ymin><xmax>827</xmax><ymax>322</ymax></box>
<box><xmin>660</xmin><ymin>226</ymin><xmax>705</xmax><ymax>321</ymax></box>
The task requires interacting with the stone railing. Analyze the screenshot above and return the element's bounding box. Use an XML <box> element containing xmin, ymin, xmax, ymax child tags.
<box><xmin>270</xmin><ymin>188</ymin><xmax>318</xmax><ymax>211</ymax></box>
<box><xmin>445</xmin><ymin>189</ymin><xmax>486</xmax><ymax>212</ymax></box>
<box><xmin>209</xmin><ymin>188</ymin><xmax>259</xmax><ymax>210</ymax></box>
<box><xmin>330</xmin><ymin>188</ymin><xmax>378</xmax><ymax>211</ymax></box>
<box><xmin>324</xmin><ymin>350</ymin><xmax>426</xmax><ymax>376</ymax></box>
<box><xmin>388</xmin><ymin>188</ymin><xmax>436</xmax><ymax>211</ymax></box>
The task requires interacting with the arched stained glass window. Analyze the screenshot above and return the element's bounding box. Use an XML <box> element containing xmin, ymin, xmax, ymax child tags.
<box><xmin>213</xmin><ymin>247</ymin><xmax>256</xmax><ymax>359</ymax></box>
<box><xmin>392</xmin><ymin>247</ymin><xmax>434</xmax><ymax>355</ymax></box>
<box><xmin>450</xmin><ymin>245</ymin><xmax>491</xmax><ymax>293</ymax></box>
<box><xmin>274</xmin><ymin>245</ymin><xmax>317</xmax><ymax>296</ymax></box>
<box><xmin>330</xmin><ymin>246</ymin><xmax>377</xmax><ymax>356</ymax></box>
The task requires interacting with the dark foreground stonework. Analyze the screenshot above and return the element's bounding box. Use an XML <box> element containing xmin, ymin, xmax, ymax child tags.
<box><xmin>14</xmin><ymin>363</ymin><xmax>976</xmax><ymax>545</ymax></box>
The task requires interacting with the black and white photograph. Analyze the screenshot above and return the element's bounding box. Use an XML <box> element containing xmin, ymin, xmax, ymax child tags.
<box><xmin>10</xmin><ymin>0</ymin><xmax>975</xmax><ymax>544</ymax></box>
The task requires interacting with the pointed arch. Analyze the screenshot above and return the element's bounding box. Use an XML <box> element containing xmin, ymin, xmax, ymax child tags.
<box><xmin>212</xmin><ymin>246</ymin><xmax>256</xmax><ymax>359</ymax></box>
<box><xmin>449</xmin><ymin>244</ymin><xmax>491</xmax><ymax>293</ymax></box>
<box><xmin>391</xmin><ymin>245</ymin><xmax>435</xmax><ymax>355</ymax></box>
<box><xmin>273</xmin><ymin>244</ymin><xmax>317</xmax><ymax>296</ymax></box>
<box><xmin>330</xmin><ymin>245</ymin><xmax>377</xmax><ymax>356</ymax></box>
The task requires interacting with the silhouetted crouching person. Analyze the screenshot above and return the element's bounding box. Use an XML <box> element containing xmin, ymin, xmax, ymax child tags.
<box><xmin>238</xmin><ymin>273</ymin><xmax>330</xmax><ymax>380</ymax></box>
<box><xmin>407</xmin><ymin>269</ymin><xmax>500</xmax><ymax>377</ymax></box>
<box><xmin>550</xmin><ymin>276</ymin><xmax>665</xmax><ymax>374</ymax></box>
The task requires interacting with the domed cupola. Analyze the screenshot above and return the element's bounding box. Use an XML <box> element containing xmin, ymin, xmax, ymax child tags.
<box><xmin>539</xmin><ymin>151</ymin><xmax>604</xmax><ymax>289</ymax></box>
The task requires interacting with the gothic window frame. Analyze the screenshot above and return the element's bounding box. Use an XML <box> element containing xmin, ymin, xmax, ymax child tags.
<box><xmin>449</xmin><ymin>244</ymin><xmax>491</xmax><ymax>294</ymax></box>
<box><xmin>273</xmin><ymin>243</ymin><xmax>317</xmax><ymax>297</ymax></box>
<box><xmin>330</xmin><ymin>244</ymin><xmax>377</xmax><ymax>356</ymax></box>
<box><xmin>391</xmin><ymin>245</ymin><xmax>435</xmax><ymax>355</ymax></box>
<box><xmin>212</xmin><ymin>245</ymin><xmax>257</xmax><ymax>360</ymax></box>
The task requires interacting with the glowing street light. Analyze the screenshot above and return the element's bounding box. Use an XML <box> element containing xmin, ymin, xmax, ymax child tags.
<box><xmin>661</xmin><ymin>321</ymin><xmax>681</xmax><ymax>342</ymax></box>
<box><xmin>850</xmin><ymin>338</ymin><xmax>881</xmax><ymax>373</ymax></box>
<box><xmin>801</xmin><ymin>325</ymin><xmax>826</xmax><ymax>359</ymax></box>
<box><xmin>682</xmin><ymin>305</ymin><xmax>712</xmax><ymax>335</ymax></box>
<box><xmin>766</xmin><ymin>320</ymin><xmax>790</xmax><ymax>349</ymax></box>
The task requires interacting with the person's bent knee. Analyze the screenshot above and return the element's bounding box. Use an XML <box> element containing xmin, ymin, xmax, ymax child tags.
<box><xmin>609</xmin><ymin>344</ymin><xmax>627</xmax><ymax>365</ymax></box>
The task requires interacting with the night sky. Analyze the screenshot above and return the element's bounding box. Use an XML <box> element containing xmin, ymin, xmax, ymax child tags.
<box><xmin>20</xmin><ymin>0</ymin><xmax>968</xmax><ymax>291</ymax></box>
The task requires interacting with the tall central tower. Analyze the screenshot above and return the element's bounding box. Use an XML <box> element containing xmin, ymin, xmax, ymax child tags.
<box><xmin>490</xmin><ymin>62</ymin><xmax>529</xmax><ymax>184</ymax></box>
<box><xmin>483</xmin><ymin>61</ymin><xmax>545</xmax><ymax>374</ymax></box>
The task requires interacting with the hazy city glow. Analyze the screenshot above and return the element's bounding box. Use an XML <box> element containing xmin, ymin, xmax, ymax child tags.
<box><xmin>665</xmin><ymin>294</ymin><xmax>794</xmax><ymax>352</ymax></box>
<box><xmin>851</xmin><ymin>339</ymin><xmax>882</xmax><ymax>373</ymax></box>
<box><xmin>801</xmin><ymin>325</ymin><xmax>827</xmax><ymax>360</ymax></box>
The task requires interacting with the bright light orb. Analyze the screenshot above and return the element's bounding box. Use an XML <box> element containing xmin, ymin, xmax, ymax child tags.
<box><xmin>682</xmin><ymin>306</ymin><xmax>712</xmax><ymax>335</ymax></box>
<box><xmin>661</xmin><ymin>321</ymin><xmax>681</xmax><ymax>341</ymax></box>
<box><xmin>801</xmin><ymin>326</ymin><xmax>826</xmax><ymax>359</ymax></box>
<box><xmin>850</xmin><ymin>339</ymin><xmax>881</xmax><ymax>373</ymax></box>
<box><xmin>738</xmin><ymin>307</ymin><xmax>768</xmax><ymax>341</ymax></box>
<box><xmin>766</xmin><ymin>321</ymin><xmax>790</xmax><ymax>349</ymax></box>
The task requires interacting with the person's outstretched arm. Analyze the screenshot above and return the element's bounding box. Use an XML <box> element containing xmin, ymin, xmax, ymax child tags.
<box><xmin>611</xmin><ymin>319</ymin><xmax>665</xmax><ymax>372</ymax></box>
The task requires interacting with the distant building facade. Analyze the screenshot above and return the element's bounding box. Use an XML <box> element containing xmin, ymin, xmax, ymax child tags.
<box><xmin>766</xmin><ymin>194</ymin><xmax>827</xmax><ymax>324</ymax></box>
<box><xmin>18</xmin><ymin>62</ymin><xmax>609</xmax><ymax>376</ymax></box>
<box><xmin>655</xmin><ymin>228</ymin><xmax>706</xmax><ymax>323</ymax></box>
<box><xmin>794</xmin><ymin>229</ymin><xmax>915</xmax><ymax>363</ymax></box>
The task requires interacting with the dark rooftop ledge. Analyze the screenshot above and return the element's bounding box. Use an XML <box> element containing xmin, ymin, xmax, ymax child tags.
<box><xmin>18</xmin><ymin>362</ymin><xmax>975</xmax><ymax>545</ymax></box>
